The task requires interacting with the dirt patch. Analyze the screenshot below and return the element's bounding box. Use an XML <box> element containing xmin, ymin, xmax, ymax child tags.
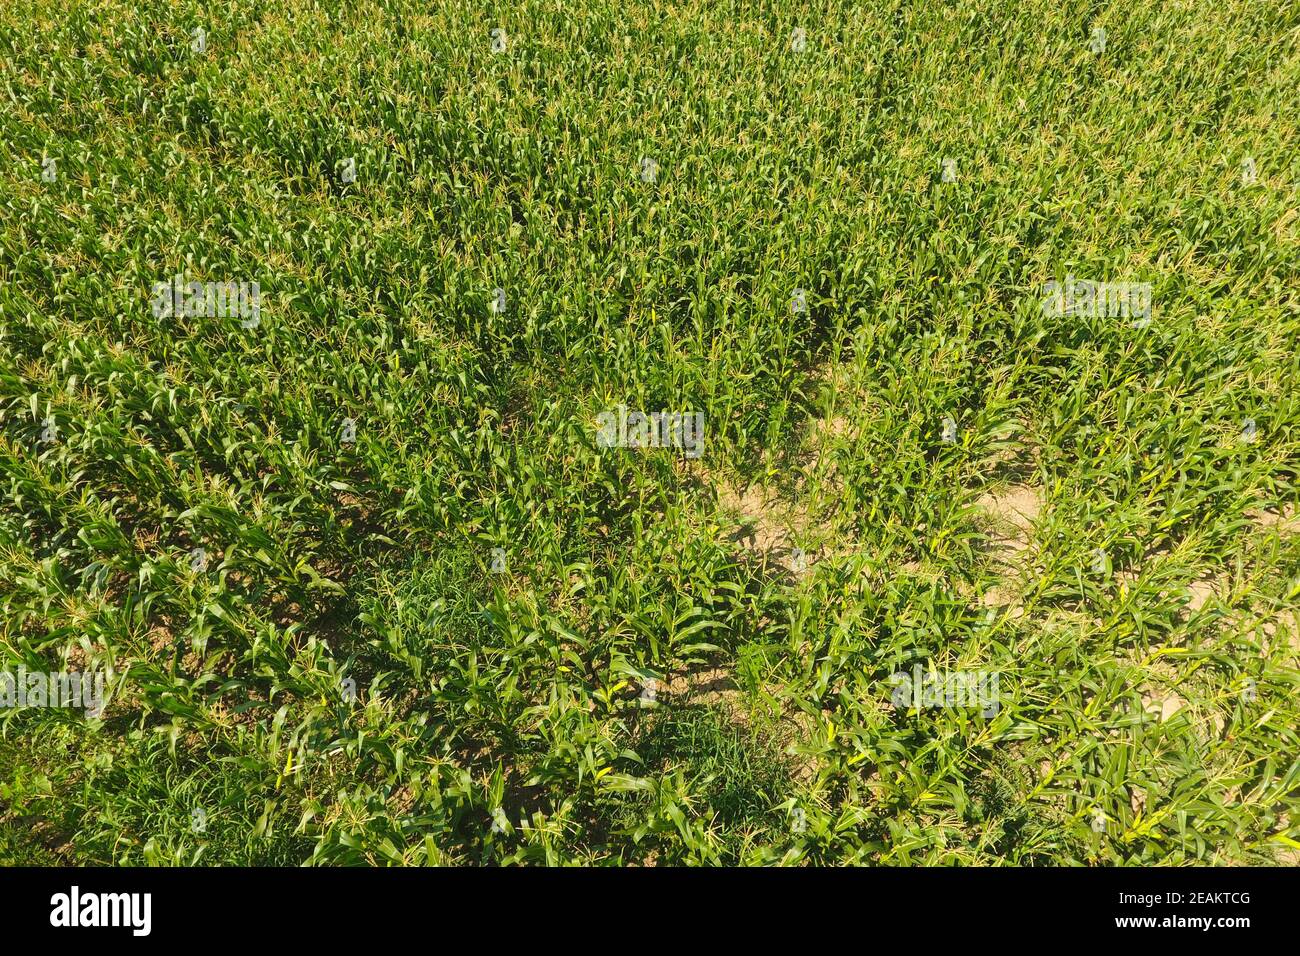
<box><xmin>1140</xmin><ymin>688</ymin><xmax>1186</xmax><ymax>722</ymax></box>
<box><xmin>1185</xmin><ymin>578</ymin><xmax>1220</xmax><ymax>614</ymax></box>
<box><xmin>662</xmin><ymin>664</ymin><xmax>822</xmax><ymax>783</ymax></box>
<box><xmin>665</xmin><ymin>665</ymin><xmax>745</xmax><ymax>716</ymax></box>
<box><xmin>975</xmin><ymin>484</ymin><xmax>1044</xmax><ymax>612</ymax></box>
<box><xmin>810</xmin><ymin>414</ymin><xmax>853</xmax><ymax>443</ymax></box>
<box><xmin>1258</xmin><ymin>606</ymin><xmax>1300</xmax><ymax>658</ymax></box>
<box><xmin>147</xmin><ymin>626</ymin><xmax>175</xmax><ymax>654</ymax></box>
<box><xmin>718</xmin><ymin>483</ymin><xmax>790</xmax><ymax>555</ymax></box>
<box><xmin>1127</xmin><ymin>649</ymin><xmax>1192</xmax><ymax>728</ymax></box>
<box><xmin>717</xmin><ymin>481</ymin><xmax>818</xmax><ymax>576</ymax></box>
<box><xmin>1249</xmin><ymin>504</ymin><xmax>1300</xmax><ymax>534</ymax></box>
<box><xmin>980</xmin><ymin>584</ymin><xmax>1026</xmax><ymax>616</ymax></box>
<box><xmin>976</xmin><ymin>485</ymin><xmax>1043</xmax><ymax>555</ymax></box>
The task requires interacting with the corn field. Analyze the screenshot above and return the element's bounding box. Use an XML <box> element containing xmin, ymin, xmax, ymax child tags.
<box><xmin>1</xmin><ymin>0</ymin><xmax>1298</xmax><ymax>866</ymax></box>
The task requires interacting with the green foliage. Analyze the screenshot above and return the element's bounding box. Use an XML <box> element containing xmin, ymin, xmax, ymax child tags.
<box><xmin>0</xmin><ymin>0</ymin><xmax>1297</xmax><ymax>865</ymax></box>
